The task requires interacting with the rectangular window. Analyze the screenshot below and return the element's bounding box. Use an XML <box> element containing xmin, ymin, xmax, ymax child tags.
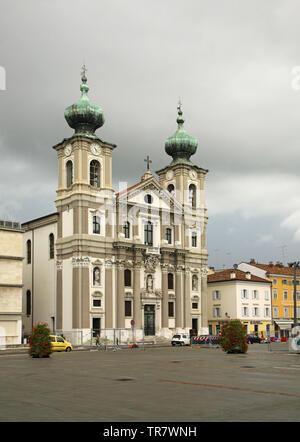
<box><xmin>125</xmin><ymin>300</ymin><xmax>132</xmax><ymax>317</ymax></box>
<box><xmin>191</xmin><ymin>232</ymin><xmax>197</xmax><ymax>247</ymax></box>
<box><xmin>253</xmin><ymin>307</ymin><xmax>259</xmax><ymax>317</ymax></box>
<box><xmin>273</xmin><ymin>306</ymin><xmax>278</xmax><ymax>318</ymax></box>
<box><xmin>284</xmin><ymin>307</ymin><xmax>289</xmax><ymax>318</ymax></box>
<box><xmin>192</xmin><ymin>302</ymin><xmax>198</xmax><ymax>310</ymax></box>
<box><xmin>283</xmin><ymin>290</ymin><xmax>288</xmax><ymax>300</ymax></box>
<box><xmin>213</xmin><ymin>290</ymin><xmax>221</xmax><ymax>300</ymax></box>
<box><xmin>252</xmin><ymin>290</ymin><xmax>259</xmax><ymax>300</ymax></box>
<box><xmin>93</xmin><ymin>299</ymin><xmax>101</xmax><ymax>308</ymax></box>
<box><xmin>123</xmin><ymin>222</ymin><xmax>130</xmax><ymax>239</ymax></box>
<box><xmin>297</xmin><ymin>291</ymin><xmax>300</xmax><ymax>301</ymax></box>
<box><xmin>264</xmin><ymin>307</ymin><xmax>270</xmax><ymax>317</ymax></box>
<box><xmin>242</xmin><ymin>307</ymin><xmax>248</xmax><ymax>317</ymax></box>
<box><xmin>144</xmin><ymin>222</ymin><xmax>153</xmax><ymax>246</ymax></box>
<box><xmin>93</xmin><ymin>215</ymin><xmax>101</xmax><ymax>234</ymax></box>
<box><xmin>273</xmin><ymin>289</ymin><xmax>278</xmax><ymax>300</ymax></box>
<box><xmin>282</xmin><ymin>279</ymin><xmax>288</xmax><ymax>285</ymax></box>
<box><xmin>213</xmin><ymin>307</ymin><xmax>221</xmax><ymax>318</ymax></box>
<box><xmin>166</xmin><ymin>228</ymin><xmax>172</xmax><ymax>245</ymax></box>
<box><xmin>241</xmin><ymin>289</ymin><xmax>248</xmax><ymax>299</ymax></box>
<box><xmin>168</xmin><ymin>301</ymin><xmax>174</xmax><ymax>317</ymax></box>
<box><xmin>265</xmin><ymin>290</ymin><xmax>270</xmax><ymax>301</ymax></box>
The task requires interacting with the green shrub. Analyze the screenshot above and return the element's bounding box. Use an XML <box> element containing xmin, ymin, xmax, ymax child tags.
<box><xmin>29</xmin><ymin>322</ymin><xmax>52</xmax><ymax>358</ymax></box>
<box><xmin>220</xmin><ymin>320</ymin><xmax>248</xmax><ymax>353</ymax></box>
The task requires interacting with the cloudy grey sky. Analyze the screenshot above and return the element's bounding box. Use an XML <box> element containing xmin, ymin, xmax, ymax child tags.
<box><xmin>1</xmin><ymin>0</ymin><xmax>300</xmax><ymax>268</ymax></box>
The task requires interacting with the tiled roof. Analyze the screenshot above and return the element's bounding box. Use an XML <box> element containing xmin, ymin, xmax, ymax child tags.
<box><xmin>115</xmin><ymin>177</ymin><xmax>154</xmax><ymax>198</ymax></box>
<box><xmin>207</xmin><ymin>268</ymin><xmax>271</xmax><ymax>284</ymax></box>
<box><xmin>245</xmin><ymin>262</ymin><xmax>300</xmax><ymax>277</ymax></box>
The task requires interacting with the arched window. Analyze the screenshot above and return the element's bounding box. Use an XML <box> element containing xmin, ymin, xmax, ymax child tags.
<box><xmin>168</xmin><ymin>273</ymin><xmax>174</xmax><ymax>290</ymax></box>
<box><xmin>26</xmin><ymin>290</ymin><xmax>31</xmax><ymax>316</ymax></box>
<box><xmin>49</xmin><ymin>233</ymin><xmax>54</xmax><ymax>259</ymax></box>
<box><xmin>90</xmin><ymin>160</ymin><xmax>101</xmax><ymax>188</ymax></box>
<box><xmin>93</xmin><ymin>215</ymin><xmax>101</xmax><ymax>234</ymax></box>
<box><xmin>66</xmin><ymin>160</ymin><xmax>73</xmax><ymax>188</ymax></box>
<box><xmin>189</xmin><ymin>184</ymin><xmax>196</xmax><ymax>209</ymax></box>
<box><xmin>166</xmin><ymin>228</ymin><xmax>172</xmax><ymax>245</ymax></box>
<box><xmin>124</xmin><ymin>269</ymin><xmax>132</xmax><ymax>287</ymax></box>
<box><xmin>26</xmin><ymin>240</ymin><xmax>31</xmax><ymax>264</ymax></box>
<box><xmin>167</xmin><ymin>184</ymin><xmax>175</xmax><ymax>196</ymax></box>
<box><xmin>93</xmin><ymin>267</ymin><xmax>101</xmax><ymax>286</ymax></box>
<box><xmin>144</xmin><ymin>221</ymin><xmax>153</xmax><ymax>246</ymax></box>
<box><xmin>123</xmin><ymin>221</ymin><xmax>130</xmax><ymax>239</ymax></box>
<box><xmin>192</xmin><ymin>274</ymin><xmax>198</xmax><ymax>291</ymax></box>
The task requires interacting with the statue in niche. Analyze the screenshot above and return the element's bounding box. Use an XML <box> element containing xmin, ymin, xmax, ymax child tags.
<box><xmin>93</xmin><ymin>267</ymin><xmax>101</xmax><ymax>286</ymax></box>
<box><xmin>146</xmin><ymin>274</ymin><xmax>154</xmax><ymax>293</ymax></box>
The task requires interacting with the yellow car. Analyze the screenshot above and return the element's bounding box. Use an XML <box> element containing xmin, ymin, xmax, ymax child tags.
<box><xmin>50</xmin><ymin>335</ymin><xmax>73</xmax><ymax>352</ymax></box>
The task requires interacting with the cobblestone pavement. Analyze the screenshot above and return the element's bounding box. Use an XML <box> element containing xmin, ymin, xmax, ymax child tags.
<box><xmin>0</xmin><ymin>343</ymin><xmax>299</xmax><ymax>422</ymax></box>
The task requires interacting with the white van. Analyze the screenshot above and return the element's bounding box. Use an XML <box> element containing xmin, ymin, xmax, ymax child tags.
<box><xmin>171</xmin><ymin>334</ymin><xmax>190</xmax><ymax>346</ymax></box>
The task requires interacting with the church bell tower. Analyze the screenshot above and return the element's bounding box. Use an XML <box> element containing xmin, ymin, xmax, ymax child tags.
<box><xmin>53</xmin><ymin>68</ymin><xmax>116</xmax><ymax>333</ymax></box>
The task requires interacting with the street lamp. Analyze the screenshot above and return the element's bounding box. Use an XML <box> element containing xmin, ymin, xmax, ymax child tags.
<box><xmin>288</xmin><ymin>261</ymin><xmax>300</xmax><ymax>328</ymax></box>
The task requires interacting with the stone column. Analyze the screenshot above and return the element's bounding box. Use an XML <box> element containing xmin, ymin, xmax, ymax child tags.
<box><xmin>81</xmin><ymin>266</ymin><xmax>90</xmax><ymax>329</ymax></box>
<box><xmin>72</xmin><ymin>266</ymin><xmax>80</xmax><ymax>329</ymax></box>
<box><xmin>184</xmin><ymin>268</ymin><xmax>191</xmax><ymax>329</ymax></box>
<box><xmin>56</xmin><ymin>266</ymin><xmax>63</xmax><ymax>330</ymax></box>
<box><xmin>133</xmin><ymin>264</ymin><xmax>142</xmax><ymax>329</ymax></box>
<box><xmin>105</xmin><ymin>260</ymin><xmax>113</xmax><ymax>329</ymax></box>
<box><xmin>201</xmin><ymin>268</ymin><xmax>208</xmax><ymax>332</ymax></box>
<box><xmin>161</xmin><ymin>264</ymin><xmax>169</xmax><ymax>328</ymax></box>
<box><xmin>175</xmin><ymin>267</ymin><xmax>183</xmax><ymax>328</ymax></box>
<box><xmin>116</xmin><ymin>261</ymin><xmax>125</xmax><ymax>328</ymax></box>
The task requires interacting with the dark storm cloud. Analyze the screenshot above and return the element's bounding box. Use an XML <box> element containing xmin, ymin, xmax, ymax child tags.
<box><xmin>1</xmin><ymin>0</ymin><xmax>300</xmax><ymax>264</ymax></box>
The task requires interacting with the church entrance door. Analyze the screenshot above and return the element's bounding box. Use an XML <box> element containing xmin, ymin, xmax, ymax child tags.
<box><xmin>144</xmin><ymin>304</ymin><xmax>155</xmax><ymax>336</ymax></box>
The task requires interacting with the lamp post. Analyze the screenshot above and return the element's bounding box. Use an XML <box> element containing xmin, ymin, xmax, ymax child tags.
<box><xmin>288</xmin><ymin>261</ymin><xmax>300</xmax><ymax>328</ymax></box>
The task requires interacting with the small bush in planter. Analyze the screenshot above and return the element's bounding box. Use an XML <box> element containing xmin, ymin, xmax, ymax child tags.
<box><xmin>220</xmin><ymin>320</ymin><xmax>248</xmax><ymax>354</ymax></box>
<box><xmin>29</xmin><ymin>322</ymin><xmax>52</xmax><ymax>358</ymax></box>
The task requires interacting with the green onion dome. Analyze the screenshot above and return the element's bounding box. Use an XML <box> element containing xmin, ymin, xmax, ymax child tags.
<box><xmin>64</xmin><ymin>69</ymin><xmax>104</xmax><ymax>136</ymax></box>
<box><xmin>165</xmin><ymin>104</ymin><xmax>198</xmax><ymax>166</ymax></box>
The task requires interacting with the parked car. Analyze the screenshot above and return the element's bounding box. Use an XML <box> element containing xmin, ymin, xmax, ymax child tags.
<box><xmin>247</xmin><ymin>334</ymin><xmax>262</xmax><ymax>344</ymax></box>
<box><xmin>171</xmin><ymin>334</ymin><xmax>190</xmax><ymax>346</ymax></box>
<box><xmin>50</xmin><ymin>335</ymin><xmax>73</xmax><ymax>352</ymax></box>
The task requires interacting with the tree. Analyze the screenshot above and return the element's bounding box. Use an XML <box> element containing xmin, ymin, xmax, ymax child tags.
<box><xmin>29</xmin><ymin>322</ymin><xmax>52</xmax><ymax>358</ymax></box>
<box><xmin>220</xmin><ymin>320</ymin><xmax>248</xmax><ymax>354</ymax></box>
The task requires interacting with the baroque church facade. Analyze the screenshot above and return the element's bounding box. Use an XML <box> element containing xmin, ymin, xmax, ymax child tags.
<box><xmin>22</xmin><ymin>71</ymin><xmax>209</xmax><ymax>342</ymax></box>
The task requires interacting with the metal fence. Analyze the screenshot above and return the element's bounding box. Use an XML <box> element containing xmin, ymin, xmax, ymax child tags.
<box><xmin>58</xmin><ymin>328</ymin><xmax>146</xmax><ymax>350</ymax></box>
<box><xmin>191</xmin><ymin>335</ymin><xmax>220</xmax><ymax>348</ymax></box>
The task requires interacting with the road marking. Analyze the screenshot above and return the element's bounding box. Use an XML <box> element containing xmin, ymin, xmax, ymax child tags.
<box><xmin>158</xmin><ymin>379</ymin><xmax>300</xmax><ymax>398</ymax></box>
<box><xmin>274</xmin><ymin>366</ymin><xmax>300</xmax><ymax>370</ymax></box>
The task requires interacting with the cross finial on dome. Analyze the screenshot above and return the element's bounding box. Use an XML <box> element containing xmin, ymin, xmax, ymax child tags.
<box><xmin>81</xmin><ymin>64</ymin><xmax>87</xmax><ymax>80</ymax></box>
<box><xmin>176</xmin><ymin>98</ymin><xmax>184</xmax><ymax>126</ymax></box>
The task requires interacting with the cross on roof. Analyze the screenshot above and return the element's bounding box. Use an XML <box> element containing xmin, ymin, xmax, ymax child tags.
<box><xmin>144</xmin><ymin>155</ymin><xmax>152</xmax><ymax>170</ymax></box>
<box><xmin>81</xmin><ymin>64</ymin><xmax>87</xmax><ymax>77</ymax></box>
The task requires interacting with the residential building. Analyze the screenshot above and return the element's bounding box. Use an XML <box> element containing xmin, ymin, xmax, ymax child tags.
<box><xmin>207</xmin><ymin>268</ymin><xmax>272</xmax><ymax>336</ymax></box>
<box><xmin>239</xmin><ymin>260</ymin><xmax>300</xmax><ymax>338</ymax></box>
<box><xmin>0</xmin><ymin>220</ymin><xmax>23</xmax><ymax>345</ymax></box>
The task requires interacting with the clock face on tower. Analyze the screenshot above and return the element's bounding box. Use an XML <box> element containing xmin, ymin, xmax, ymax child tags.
<box><xmin>64</xmin><ymin>144</ymin><xmax>72</xmax><ymax>156</ymax></box>
<box><xmin>189</xmin><ymin>170</ymin><xmax>197</xmax><ymax>179</ymax></box>
<box><xmin>90</xmin><ymin>143</ymin><xmax>101</xmax><ymax>155</ymax></box>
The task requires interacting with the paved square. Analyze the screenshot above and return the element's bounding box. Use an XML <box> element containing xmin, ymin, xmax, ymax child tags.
<box><xmin>0</xmin><ymin>344</ymin><xmax>300</xmax><ymax>422</ymax></box>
